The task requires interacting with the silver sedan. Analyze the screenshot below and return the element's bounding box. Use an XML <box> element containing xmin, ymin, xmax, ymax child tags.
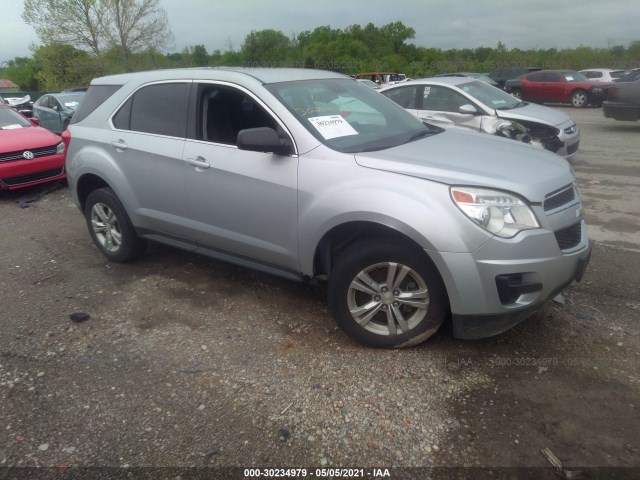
<box><xmin>381</xmin><ymin>77</ymin><xmax>580</xmax><ymax>158</ymax></box>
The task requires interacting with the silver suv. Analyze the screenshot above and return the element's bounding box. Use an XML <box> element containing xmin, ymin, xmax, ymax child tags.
<box><xmin>64</xmin><ymin>68</ymin><xmax>591</xmax><ymax>348</ymax></box>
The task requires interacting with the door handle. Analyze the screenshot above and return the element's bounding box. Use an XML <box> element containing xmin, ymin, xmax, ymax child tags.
<box><xmin>186</xmin><ymin>157</ymin><xmax>210</xmax><ymax>169</ymax></box>
<box><xmin>110</xmin><ymin>140</ymin><xmax>127</xmax><ymax>151</ymax></box>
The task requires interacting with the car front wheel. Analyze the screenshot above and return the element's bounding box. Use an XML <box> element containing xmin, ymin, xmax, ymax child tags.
<box><xmin>570</xmin><ymin>90</ymin><xmax>588</xmax><ymax>108</ymax></box>
<box><xmin>84</xmin><ymin>188</ymin><xmax>146</xmax><ymax>262</ymax></box>
<box><xmin>328</xmin><ymin>240</ymin><xmax>448</xmax><ymax>348</ymax></box>
<box><xmin>510</xmin><ymin>88</ymin><xmax>523</xmax><ymax>99</ymax></box>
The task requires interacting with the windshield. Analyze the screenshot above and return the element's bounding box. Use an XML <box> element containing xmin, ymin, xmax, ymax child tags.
<box><xmin>562</xmin><ymin>72</ymin><xmax>588</xmax><ymax>82</ymax></box>
<box><xmin>0</xmin><ymin>107</ymin><xmax>32</xmax><ymax>129</ymax></box>
<box><xmin>266</xmin><ymin>78</ymin><xmax>440</xmax><ymax>153</ymax></box>
<box><xmin>456</xmin><ymin>80</ymin><xmax>522</xmax><ymax>110</ymax></box>
<box><xmin>57</xmin><ymin>93</ymin><xmax>84</xmax><ymax>110</ymax></box>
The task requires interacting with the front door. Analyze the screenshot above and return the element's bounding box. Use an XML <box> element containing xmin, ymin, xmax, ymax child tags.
<box><xmin>417</xmin><ymin>85</ymin><xmax>482</xmax><ymax>131</ymax></box>
<box><xmin>182</xmin><ymin>83</ymin><xmax>300</xmax><ymax>271</ymax></box>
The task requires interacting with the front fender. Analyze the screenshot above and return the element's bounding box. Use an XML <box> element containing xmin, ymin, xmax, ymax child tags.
<box><xmin>297</xmin><ymin>159</ymin><xmax>491</xmax><ymax>275</ymax></box>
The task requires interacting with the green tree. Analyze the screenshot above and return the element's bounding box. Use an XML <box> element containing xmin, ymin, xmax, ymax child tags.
<box><xmin>380</xmin><ymin>21</ymin><xmax>415</xmax><ymax>53</ymax></box>
<box><xmin>2</xmin><ymin>56</ymin><xmax>40</xmax><ymax>90</ymax></box>
<box><xmin>191</xmin><ymin>45</ymin><xmax>209</xmax><ymax>66</ymax></box>
<box><xmin>242</xmin><ymin>29</ymin><xmax>291</xmax><ymax>64</ymax></box>
<box><xmin>33</xmin><ymin>43</ymin><xmax>100</xmax><ymax>90</ymax></box>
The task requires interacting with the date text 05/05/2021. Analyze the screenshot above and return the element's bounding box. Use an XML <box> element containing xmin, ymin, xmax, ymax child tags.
<box><xmin>243</xmin><ymin>468</ymin><xmax>391</xmax><ymax>478</ymax></box>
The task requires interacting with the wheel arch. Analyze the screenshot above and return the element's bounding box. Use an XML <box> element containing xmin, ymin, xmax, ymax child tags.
<box><xmin>312</xmin><ymin>220</ymin><xmax>442</xmax><ymax>280</ymax></box>
<box><xmin>76</xmin><ymin>173</ymin><xmax>113</xmax><ymax>211</ymax></box>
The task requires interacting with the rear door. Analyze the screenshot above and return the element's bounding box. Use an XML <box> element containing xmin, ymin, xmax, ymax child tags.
<box><xmin>109</xmin><ymin>81</ymin><xmax>191</xmax><ymax>241</ymax></box>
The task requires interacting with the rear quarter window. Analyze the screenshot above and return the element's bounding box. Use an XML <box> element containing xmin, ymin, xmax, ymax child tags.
<box><xmin>70</xmin><ymin>85</ymin><xmax>122</xmax><ymax>124</ymax></box>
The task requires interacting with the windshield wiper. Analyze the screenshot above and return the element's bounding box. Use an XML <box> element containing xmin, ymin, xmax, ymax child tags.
<box><xmin>408</xmin><ymin>125</ymin><xmax>443</xmax><ymax>142</ymax></box>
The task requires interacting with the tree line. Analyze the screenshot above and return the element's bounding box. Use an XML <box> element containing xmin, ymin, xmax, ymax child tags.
<box><xmin>3</xmin><ymin>0</ymin><xmax>640</xmax><ymax>91</ymax></box>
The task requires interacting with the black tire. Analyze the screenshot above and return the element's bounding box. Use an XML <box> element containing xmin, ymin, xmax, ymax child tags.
<box><xmin>327</xmin><ymin>240</ymin><xmax>448</xmax><ymax>348</ymax></box>
<box><xmin>511</xmin><ymin>88</ymin><xmax>523</xmax><ymax>100</ymax></box>
<box><xmin>84</xmin><ymin>188</ymin><xmax>146</xmax><ymax>262</ymax></box>
<box><xmin>570</xmin><ymin>89</ymin><xmax>588</xmax><ymax>108</ymax></box>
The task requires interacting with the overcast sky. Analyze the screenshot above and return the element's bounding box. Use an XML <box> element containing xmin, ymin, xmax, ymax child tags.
<box><xmin>1</xmin><ymin>0</ymin><xmax>639</xmax><ymax>64</ymax></box>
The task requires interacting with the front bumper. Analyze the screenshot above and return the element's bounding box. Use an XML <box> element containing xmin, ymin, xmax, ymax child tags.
<box><xmin>588</xmin><ymin>90</ymin><xmax>608</xmax><ymax>106</ymax></box>
<box><xmin>0</xmin><ymin>153</ymin><xmax>66</xmax><ymax>190</ymax></box>
<box><xmin>451</xmin><ymin>241</ymin><xmax>591</xmax><ymax>339</ymax></box>
<box><xmin>603</xmin><ymin>102</ymin><xmax>640</xmax><ymax>121</ymax></box>
<box><xmin>427</xmin><ymin>217</ymin><xmax>591</xmax><ymax>340</ymax></box>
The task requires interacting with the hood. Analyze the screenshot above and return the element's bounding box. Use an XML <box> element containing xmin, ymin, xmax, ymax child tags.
<box><xmin>0</xmin><ymin>125</ymin><xmax>61</xmax><ymax>153</ymax></box>
<box><xmin>496</xmin><ymin>102</ymin><xmax>573</xmax><ymax>127</ymax></box>
<box><xmin>355</xmin><ymin>128</ymin><xmax>574</xmax><ymax>203</ymax></box>
<box><xmin>6</xmin><ymin>95</ymin><xmax>31</xmax><ymax>105</ymax></box>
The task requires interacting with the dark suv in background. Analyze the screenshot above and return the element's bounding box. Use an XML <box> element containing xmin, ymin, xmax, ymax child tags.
<box><xmin>488</xmin><ymin>67</ymin><xmax>541</xmax><ymax>89</ymax></box>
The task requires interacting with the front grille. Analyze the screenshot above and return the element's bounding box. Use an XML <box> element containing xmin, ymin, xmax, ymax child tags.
<box><xmin>567</xmin><ymin>142</ymin><xmax>579</xmax><ymax>155</ymax></box>
<box><xmin>544</xmin><ymin>184</ymin><xmax>576</xmax><ymax>211</ymax></box>
<box><xmin>1</xmin><ymin>167</ymin><xmax>64</xmax><ymax>186</ymax></box>
<box><xmin>554</xmin><ymin>222</ymin><xmax>582</xmax><ymax>250</ymax></box>
<box><xmin>0</xmin><ymin>145</ymin><xmax>59</xmax><ymax>163</ymax></box>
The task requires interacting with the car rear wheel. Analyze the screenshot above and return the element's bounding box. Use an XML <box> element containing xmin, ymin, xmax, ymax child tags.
<box><xmin>570</xmin><ymin>90</ymin><xmax>588</xmax><ymax>108</ymax></box>
<box><xmin>84</xmin><ymin>188</ymin><xmax>146</xmax><ymax>262</ymax></box>
<box><xmin>511</xmin><ymin>88</ymin><xmax>523</xmax><ymax>99</ymax></box>
<box><xmin>328</xmin><ymin>240</ymin><xmax>448</xmax><ymax>348</ymax></box>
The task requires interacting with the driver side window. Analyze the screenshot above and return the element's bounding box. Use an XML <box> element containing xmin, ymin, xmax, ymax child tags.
<box><xmin>195</xmin><ymin>85</ymin><xmax>278</xmax><ymax>145</ymax></box>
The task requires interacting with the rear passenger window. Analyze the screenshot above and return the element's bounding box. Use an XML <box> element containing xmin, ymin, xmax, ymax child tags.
<box><xmin>113</xmin><ymin>83</ymin><xmax>190</xmax><ymax>138</ymax></box>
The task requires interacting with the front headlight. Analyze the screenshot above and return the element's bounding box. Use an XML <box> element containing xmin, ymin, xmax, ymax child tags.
<box><xmin>591</xmin><ymin>87</ymin><xmax>603</xmax><ymax>94</ymax></box>
<box><xmin>451</xmin><ymin>187</ymin><xmax>540</xmax><ymax>238</ymax></box>
<box><xmin>56</xmin><ymin>141</ymin><xmax>64</xmax><ymax>154</ymax></box>
<box><xmin>481</xmin><ymin>117</ymin><xmax>522</xmax><ymax>136</ymax></box>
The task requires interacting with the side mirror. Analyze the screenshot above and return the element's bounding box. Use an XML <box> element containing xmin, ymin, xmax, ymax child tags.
<box><xmin>458</xmin><ymin>104</ymin><xmax>478</xmax><ymax>115</ymax></box>
<box><xmin>237</xmin><ymin>127</ymin><xmax>292</xmax><ymax>155</ymax></box>
<box><xmin>30</xmin><ymin>117</ymin><xmax>40</xmax><ymax>126</ymax></box>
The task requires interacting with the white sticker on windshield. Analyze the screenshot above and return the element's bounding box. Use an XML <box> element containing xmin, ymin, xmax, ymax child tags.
<box><xmin>565</xmin><ymin>76</ymin><xmax>574</xmax><ymax>81</ymax></box>
<box><xmin>308</xmin><ymin>115</ymin><xmax>358</xmax><ymax>139</ymax></box>
<box><xmin>1</xmin><ymin>124</ymin><xmax>23</xmax><ymax>130</ymax></box>
<box><xmin>64</xmin><ymin>102</ymin><xmax>79</xmax><ymax>107</ymax></box>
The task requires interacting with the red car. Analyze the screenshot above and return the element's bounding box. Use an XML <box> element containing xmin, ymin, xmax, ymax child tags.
<box><xmin>507</xmin><ymin>70</ymin><xmax>610</xmax><ymax>108</ymax></box>
<box><xmin>0</xmin><ymin>105</ymin><xmax>66</xmax><ymax>190</ymax></box>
